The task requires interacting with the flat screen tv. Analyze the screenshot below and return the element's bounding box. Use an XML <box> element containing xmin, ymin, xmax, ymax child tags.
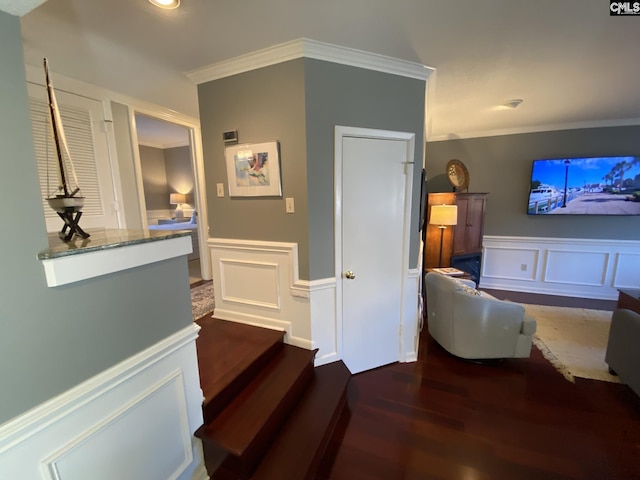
<box><xmin>527</xmin><ymin>156</ymin><xmax>640</xmax><ymax>215</ymax></box>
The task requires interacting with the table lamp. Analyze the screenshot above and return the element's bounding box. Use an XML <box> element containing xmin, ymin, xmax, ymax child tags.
<box><xmin>169</xmin><ymin>193</ymin><xmax>187</xmax><ymax>219</ymax></box>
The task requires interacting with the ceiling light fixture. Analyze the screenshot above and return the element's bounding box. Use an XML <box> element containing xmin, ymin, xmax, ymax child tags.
<box><xmin>502</xmin><ymin>98</ymin><xmax>523</xmax><ymax>109</ymax></box>
<box><xmin>148</xmin><ymin>0</ymin><xmax>180</xmax><ymax>9</ymax></box>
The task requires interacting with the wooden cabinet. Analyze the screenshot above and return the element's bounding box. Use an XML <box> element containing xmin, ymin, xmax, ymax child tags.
<box><xmin>452</xmin><ymin>193</ymin><xmax>487</xmax><ymax>256</ymax></box>
<box><xmin>424</xmin><ymin>192</ymin><xmax>487</xmax><ymax>269</ymax></box>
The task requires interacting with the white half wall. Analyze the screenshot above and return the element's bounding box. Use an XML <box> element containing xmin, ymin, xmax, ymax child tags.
<box><xmin>308</xmin><ymin>277</ymin><xmax>339</xmax><ymax>366</ymax></box>
<box><xmin>0</xmin><ymin>324</ymin><xmax>207</xmax><ymax>480</ymax></box>
<box><xmin>401</xmin><ymin>268</ymin><xmax>421</xmax><ymax>363</ymax></box>
<box><xmin>481</xmin><ymin>236</ymin><xmax>640</xmax><ymax>300</ymax></box>
<box><xmin>208</xmin><ymin>238</ymin><xmax>313</xmax><ymax>350</ymax></box>
<box><xmin>208</xmin><ymin>238</ymin><xmax>421</xmax><ymax>367</ymax></box>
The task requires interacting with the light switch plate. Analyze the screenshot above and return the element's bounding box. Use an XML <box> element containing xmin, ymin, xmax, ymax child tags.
<box><xmin>285</xmin><ymin>197</ymin><xmax>295</xmax><ymax>213</ymax></box>
<box><xmin>216</xmin><ymin>183</ymin><xmax>224</xmax><ymax>197</ymax></box>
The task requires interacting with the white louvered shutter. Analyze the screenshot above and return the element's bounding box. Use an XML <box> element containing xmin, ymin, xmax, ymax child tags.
<box><xmin>27</xmin><ymin>83</ymin><xmax>119</xmax><ymax>231</ymax></box>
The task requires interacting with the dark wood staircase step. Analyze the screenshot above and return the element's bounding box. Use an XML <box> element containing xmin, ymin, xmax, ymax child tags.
<box><xmin>252</xmin><ymin>360</ymin><xmax>351</xmax><ymax>480</ymax></box>
<box><xmin>196</xmin><ymin>317</ymin><xmax>285</xmax><ymax>423</ymax></box>
<box><xmin>196</xmin><ymin>344</ymin><xmax>317</xmax><ymax>472</ymax></box>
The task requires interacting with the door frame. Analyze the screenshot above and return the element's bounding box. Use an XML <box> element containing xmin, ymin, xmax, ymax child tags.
<box><xmin>129</xmin><ymin>107</ymin><xmax>212</xmax><ymax>281</ymax></box>
<box><xmin>334</xmin><ymin>126</ymin><xmax>416</xmax><ymax>364</ymax></box>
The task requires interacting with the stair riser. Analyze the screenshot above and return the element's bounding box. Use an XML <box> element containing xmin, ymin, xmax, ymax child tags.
<box><xmin>202</xmin><ymin>341</ymin><xmax>283</xmax><ymax>424</ymax></box>
<box><xmin>195</xmin><ymin>319</ymin><xmax>351</xmax><ymax>480</ymax></box>
<box><xmin>238</xmin><ymin>361</ymin><xmax>315</xmax><ymax>469</ymax></box>
<box><xmin>204</xmin><ymin>359</ymin><xmax>316</xmax><ymax>477</ymax></box>
<box><xmin>250</xmin><ymin>361</ymin><xmax>352</xmax><ymax>480</ymax></box>
<box><xmin>302</xmin><ymin>389</ymin><xmax>349</xmax><ymax>480</ymax></box>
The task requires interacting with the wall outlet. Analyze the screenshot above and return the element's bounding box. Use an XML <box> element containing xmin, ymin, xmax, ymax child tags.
<box><xmin>285</xmin><ymin>197</ymin><xmax>295</xmax><ymax>213</ymax></box>
<box><xmin>521</xmin><ymin>264</ymin><xmax>527</xmax><ymax>271</ymax></box>
<box><xmin>216</xmin><ymin>183</ymin><xmax>224</xmax><ymax>197</ymax></box>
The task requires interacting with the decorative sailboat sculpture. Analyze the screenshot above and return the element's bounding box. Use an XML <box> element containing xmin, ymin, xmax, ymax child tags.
<box><xmin>43</xmin><ymin>58</ymin><xmax>90</xmax><ymax>242</ymax></box>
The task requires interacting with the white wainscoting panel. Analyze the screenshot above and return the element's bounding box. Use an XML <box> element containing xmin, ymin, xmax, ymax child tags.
<box><xmin>146</xmin><ymin>209</ymin><xmax>173</xmax><ymax>225</ymax></box>
<box><xmin>220</xmin><ymin>259</ymin><xmax>281</xmax><ymax>309</ymax></box>
<box><xmin>543</xmin><ymin>250</ymin><xmax>608</xmax><ymax>286</ymax></box>
<box><xmin>613</xmin><ymin>252</ymin><xmax>640</xmax><ymax>289</ymax></box>
<box><xmin>309</xmin><ymin>278</ymin><xmax>338</xmax><ymax>366</ymax></box>
<box><xmin>209</xmin><ymin>238</ymin><xmax>312</xmax><ymax>349</ymax></box>
<box><xmin>483</xmin><ymin>246</ymin><xmax>539</xmax><ymax>282</ymax></box>
<box><xmin>0</xmin><ymin>325</ymin><xmax>207</xmax><ymax>480</ymax></box>
<box><xmin>209</xmin><ymin>238</ymin><xmax>421</xmax><ymax>367</ymax></box>
<box><xmin>401</xmin><ymin>268</ymin><xmax>421</xmax><ymax>363</ymax></box>
<box><xmin>481</xmin><ymin>236</ymin><xmax>640</xmax><ymax>299</ymax></box>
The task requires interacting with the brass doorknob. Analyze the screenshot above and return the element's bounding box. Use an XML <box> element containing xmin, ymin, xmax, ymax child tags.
<box><xmin>345</xmin><ymin>270</ymin><xmax>356</xmax><ymax>280</ymax></box>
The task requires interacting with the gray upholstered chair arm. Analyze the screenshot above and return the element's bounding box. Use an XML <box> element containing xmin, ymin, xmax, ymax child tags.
<box><xmin>521</xmin><ymin>314</ymin><xmax>537</xmax><ymax>335</ymax></box>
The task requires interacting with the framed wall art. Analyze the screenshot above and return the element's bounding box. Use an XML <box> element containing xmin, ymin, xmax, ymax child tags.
<box><xmin>224</xmin><ymin>141</ymin><xmax>282</xmax><ymax>197</ymax></box>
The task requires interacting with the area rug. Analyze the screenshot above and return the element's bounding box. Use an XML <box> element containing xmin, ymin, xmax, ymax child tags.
<box><xmin>522</xmin><ymin>304</ymin><xmax>620</xmax><ymax>383</ymax></box>
<box><xmin>191</xmin><ymin>281</ymin><xmax>215</xmax><ymax>321</ymax></box>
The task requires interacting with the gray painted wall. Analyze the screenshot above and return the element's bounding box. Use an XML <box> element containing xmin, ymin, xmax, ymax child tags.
<box><xmin>0</xmin><ymin>13</ymin><xmax>192</xmax><ymax>425</ymax></box>
<box><xmin>425</xmin><ymin>126</ymin><xmax>640</xmax><ymax>240</ymax></box>
<box><xmin>140</xmin><ymin>145</ymin><xmax>171</xmax><ymax>210</ymax></box>
<box><xmin>165</xmin><ymin>146</ymin><xmax>194</xmax><ymax>204</ymax></box>
<box><xmin>197</xmin><ymin>58</ymin><xmax>426</xmax><ymax>280</ymax></box>
<box><xmin>198</xmin><ymin>60</ymin><xmax>310</xmax><ymax>276</ymax></box>
<box><xmin>304</xmin><ymin>59</ymin><xmax>426</xmax><ymax>279</ymax></box>
<box><xmin>140</xmin><ymin>145</ymin><xmax>194</xmax><ymax>212</ymax></box>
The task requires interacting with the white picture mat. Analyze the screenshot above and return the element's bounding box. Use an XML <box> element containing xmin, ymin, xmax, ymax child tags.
<box><xmin>224</xmin><ymin>141</ymin><xmax>282</xmax><ymax>197</ymax></box>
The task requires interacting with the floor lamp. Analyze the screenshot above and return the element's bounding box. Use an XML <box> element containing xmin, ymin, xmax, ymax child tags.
<box><xmin>429</xmin><ymin>204</ymin><xmax>458</xmax><ymax>268</ymax></box>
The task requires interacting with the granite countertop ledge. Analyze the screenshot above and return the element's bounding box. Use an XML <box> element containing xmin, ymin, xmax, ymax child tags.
<box><xmin>38</xmin><ymin>228</ymin><xmax>192</xmax><ymax>260</ymax></box>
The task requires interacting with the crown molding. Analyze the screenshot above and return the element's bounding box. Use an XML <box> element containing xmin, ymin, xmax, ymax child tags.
<box><xmin>427</xmin><ymin>117</ymin><xmax>640</xmax><ymax>142</ymax></box>
<box><xmin>186</xmin><ymin>38</ymin><xmax>433</xmax><ymax>85</ymax></box>
<box><xmin>0</xmin><ymin>0</ymin><xmax>47</xmax><ymax>17</ymax></box>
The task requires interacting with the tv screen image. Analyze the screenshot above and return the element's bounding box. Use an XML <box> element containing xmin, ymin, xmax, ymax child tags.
<box><xmin>527</xmin><ymin>156</ymin><xmax>640</xmax><ymax>215</ymax></box>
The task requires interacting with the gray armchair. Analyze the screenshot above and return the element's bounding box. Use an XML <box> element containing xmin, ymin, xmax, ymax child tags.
<box><xmin>605</xmin><ymin>309</ymin><xmax>640</xmax><ymax>397</ymax></box>
<box><xmin>425</xmin><ymin>272</ymin><xmax>536</xmax><ymax>359</ymax></box>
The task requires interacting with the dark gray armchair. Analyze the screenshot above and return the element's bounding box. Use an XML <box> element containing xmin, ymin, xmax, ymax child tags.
<box><xmin>605</xmin><ymin>308</ymin><xmax>640</xmax><ymax>397</ymax></box>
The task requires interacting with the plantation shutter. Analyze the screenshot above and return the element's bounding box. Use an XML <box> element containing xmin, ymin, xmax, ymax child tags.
<box><xmin>29</xmin><ymin>97</ymin><xmax>105</xmax><ymax>220</ymax></box>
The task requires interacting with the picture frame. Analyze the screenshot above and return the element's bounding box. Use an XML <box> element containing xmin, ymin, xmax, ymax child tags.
<box><xmin>224</xmin><ymin>141</ymin><xmax>282</xmax><ymax>197</ymax></box>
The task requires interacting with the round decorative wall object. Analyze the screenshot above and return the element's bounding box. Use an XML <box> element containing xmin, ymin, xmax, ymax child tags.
<box><xmin>446</xmin><ymin>159</ymin><xmax>470</xmax><ymax>191</ymax></box>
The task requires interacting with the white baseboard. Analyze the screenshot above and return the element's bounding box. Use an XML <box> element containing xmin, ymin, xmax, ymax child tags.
<box><xmin>0</xmin><ymin>324</ymin><xmax>205</xmax><ymax>480</ymax></box>
<box><xmin>481</xmin><ymin>236</ymin><xmax>640</xmax><ymax>300</ymax></box>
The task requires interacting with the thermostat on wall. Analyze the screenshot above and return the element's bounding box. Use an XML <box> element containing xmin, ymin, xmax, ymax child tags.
<box><xmin>223</xmin><ymin>130</ymin><xmax>238</xmax><ymax>144</ymax></box>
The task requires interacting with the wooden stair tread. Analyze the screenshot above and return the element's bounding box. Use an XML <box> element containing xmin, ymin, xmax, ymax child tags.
<box><xmin>252</xmin><ymin>360</ymin><xmax>351</xmax><ymax>480</ymax></box>
<box><xmin>196</xmin><ymin>317</ymin><xmax>285</xmax><ymax>408</ymax></box>
<box><xmin>198</xmin><ymin>344</ymin><xmax>317</xmax><ymax>459</ymax></box>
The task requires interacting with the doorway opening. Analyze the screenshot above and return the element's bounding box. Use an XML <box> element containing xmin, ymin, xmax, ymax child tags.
<box><xmin>132</xmin><ymin>113</ymin><xmax>210</xmax><ymax>284</ymax></box>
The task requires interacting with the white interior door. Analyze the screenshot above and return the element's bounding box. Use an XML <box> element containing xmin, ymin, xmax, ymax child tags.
<box><xmin>27</xmin><ymin>83</ymin><xmax>120</xmax><ymax>232</ymax></box>
<box><xmin>338</xmin><ymin>129</ymin><xmax>414</xmax><ymax>374</ymax></box>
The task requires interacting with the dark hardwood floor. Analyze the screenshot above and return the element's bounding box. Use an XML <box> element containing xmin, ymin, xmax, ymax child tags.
<box><xmin>316</xmin><ymin>290</ymin><xmax>640</xmax><ymax>480</ymax></box>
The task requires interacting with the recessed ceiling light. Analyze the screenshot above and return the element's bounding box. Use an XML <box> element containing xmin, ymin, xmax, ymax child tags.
<box><xmin>502</xmin><ymin>99</ymin><xmax>524</xmax><ymax>109</ymax></box>
<box><xmin>148</xmin><ymin>0</ymin><xmax>180</xmax><ymax>9</ymax></box>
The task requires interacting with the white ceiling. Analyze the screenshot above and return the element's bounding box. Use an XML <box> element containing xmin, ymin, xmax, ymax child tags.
<box><xmin>135</xmin><ymin>114</ymin><xmax>189</xmax><ymax>149</ymax></box>
<box><xmin>18</xmin><ymin>0</ymin><xmax>640</xmax><ymax>141</ymax></box>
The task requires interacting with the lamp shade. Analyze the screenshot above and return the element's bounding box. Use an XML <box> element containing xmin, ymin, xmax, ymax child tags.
<box><xmin>169</xmin><ymin>193</ymin><xmax>187</xmax><ymax>205</ymax></box>
<box><xmin>429</xmin><ymin>204</ymin><xmax>458</xmax><ymax>226</ymax></box>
